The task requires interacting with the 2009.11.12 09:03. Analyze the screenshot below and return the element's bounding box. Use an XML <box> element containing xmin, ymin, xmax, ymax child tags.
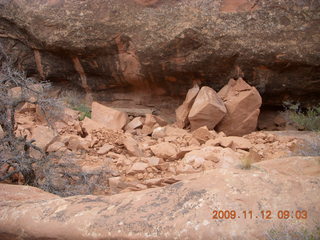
<box><xmin>212</xmin><ymin>210</ymin><xmax>308</xmax><ymax>220</ymax></box>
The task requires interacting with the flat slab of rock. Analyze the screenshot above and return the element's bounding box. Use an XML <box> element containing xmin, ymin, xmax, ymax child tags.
<box><xmin>150</xmin><ymin>142</ymin><xmax>178</xmax><ymax>159</ymax></box>
<box><xmin>125</xmin><ymin>117</ymin><xmax>144</xmax><ymax>131</ymax></box>
<box><xmin>81</xmin><ymin>117</ymin><xmax>105</xmax><ymax>133</ymax></box>
<box><xmin>31</xmin><ymin>125</ymin><xmax>56</xmax><ymax>150</ymax></box>
<box><xmin>91</xmin><ymin>102</ymin><xmax>128</xmax><ymax>130</ymax></box>
<box><xmin>0</xmin><ymin>156</ymin><xmax>319</xmax><ymax>239</ymax></box>
<box><xmin>175</xmin><ymin>84</ymin><xmax>200</xmax><ymax>128</ymax></box>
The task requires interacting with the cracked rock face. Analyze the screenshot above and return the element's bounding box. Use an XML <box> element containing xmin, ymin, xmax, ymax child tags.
<box><xmin>0</xmin><ymin>0</ymin><xmax>319</xmax><ymax>104</ymax></box>
<box><xmin>0</xmin><ymin>156</ymin><xmax>319</xmax><ymax>239</ymax></box>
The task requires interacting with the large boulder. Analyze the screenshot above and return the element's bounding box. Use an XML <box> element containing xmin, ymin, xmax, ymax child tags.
<box><xmin>216</xmin><ymin>78</ymin><xmax>262</xmax><ymax>136</ymax></box>
<box><xmin>175</xmin><ymin>84</ymin><xmax>200</xmax><ymax>128</ymax></box>
<box><xmin>0</xmin><ymin>0</ymin><xmax>319</xmax><ymax>104</ymax></box>
<box><xmin>188</xmin><ymin>86</ymin><xmax>227</xmax><ymax>130</ymax></box>
<box><xmin>91</xmin><ymin>102</ymin><xmax>128</xmax><ymax>130</ymax></box>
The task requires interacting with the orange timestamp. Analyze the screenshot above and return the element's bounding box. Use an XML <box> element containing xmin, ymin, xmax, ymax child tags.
<box><xmin>212</xmin><ymin>210</ymin><xmax>308</xmax><ymax>220</ymax></box>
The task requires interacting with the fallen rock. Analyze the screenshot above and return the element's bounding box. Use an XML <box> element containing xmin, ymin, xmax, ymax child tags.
<box><xmin>184</xmin><ymin>146</ymin><xmax>241</xmax><ymax>169</ymax></box>
<box><xmin>61</xmin><ymin>107</ymin><xmax>80</xmax><ymax>123</ymax></box>
<box><xmin>123</xmin><ymin>136</ymin><xmax>144</xmax><ymax>157</ymax></box>
<box><xmin>192</xmin><ymin>126</ymin><xmax>215</xmax><ymax>144</ymax></box>
<box><xmin>127</xmin><ymin>162</ymin><xmax>148</xmax><ymax>175</ymax></box>
<box><xmin>91</xmin><ymin>101</ymin><xmax>128</xmax><ymax>130</ymax></box>
<box><xmin>188</xmin><ymin>137</ymin><xmax>201</xmax><ymax>146</ymax></box>
<box><xmin>31</xmin><ymin>125</ymin><xmax>56</xmax><ymax>151</ymax></box>
<box><xmin>141</xmin><ymin>114</ymin><xmax>167</xmax><ymax>135</ymax></box>
<box><xmin>188</xmin><ymin>86</ymin><xmax>227</xmax><ymax>130</ymax></box>
<box><xmin>165</xmin><ymin>126</ymin><xmax>189</xmax><ymax>137</ymax></box>
<box><xmin>46</xmin><ymin>141</ymin><xmax>66</xmax><ymax>153</ymax></box>
<box><xmin>210</xmin><ymin>136</ymin><xmax>252</xmax><ymax>150</ymax></box>
<box><xmin>174</xmin><ymin>145</ymin><xmax>201</xmax><ymax>160</ymax></box>
<box><xmin>217</xmin><ymin>78</ymin><xmax>262</xmax><ymax>136</ymax></box>
<box><xmin>151</xmin><ymin>127</ymin><xmax>166</xmax><ymax>139</ymax></box>
<box><xmin>146</xmin><ymin>157</ymin><xmax>161</xmax><ymax>167</ymax></box>
<box><xmin>108</xmin><ymin>177</ymin><xmax>125</xmax><ymax>191</ymax></box>
<box><xmin>175</xmin><ymin>84</ymin><xmax>200</xmax><ymax>128</ymax></box>
<box><xmin>16</xmin><ymin>102</ymin><xmax>36</xmax><ymax>113</ymax></box>
<box><xmin>150</xmin><ymin>142</ymin><xmax>178</xmax><ymax>159</ymax></box>
<box><xmin>125</xmin><ymin>117</ymin><xmax>144</xmax><ymax>131</ymax></box>
<box><xmin>144</xmin><ymin>114</ymin><xmax>157</xmax><ymax>128</ymax></box>
<box><xmin>66</xmin><ymin>136</ymin><xmax>89</xmax><ymax>152</ymax></box>
<box><xmin>154</xmin><ymin>115</ymin><xmax>168</xmax><ymax>127</ymax></box>
<box><xmin>81</xmin><ymin>117</ymin><xmax>105</xmax><ymax>134</ymax></box>
<box><xmin>97</xmin><ymin>144</ymin><xmax>114</xmax><ymax>155</ymax></box>
<box><xmin>183</xmin><ymin>146</ymin><xmax>220</xmax><ymax>164</ymax></box>
<box><xmin>176</xmin><ymin>164</ymin><xmax>200</xmax><ymax>174</ymax></box>
<box><xmin>227</xmin><ymin>136</ymin><xmax>252</xmax><ymax>150</ymax></box>
<box><xmin>8</xmin><ymin>84</ymin><xmax>43</xmax><ymax>102</ymax></box>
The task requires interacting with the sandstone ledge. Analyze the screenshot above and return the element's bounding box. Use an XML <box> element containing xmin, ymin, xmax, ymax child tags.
<box><xmin>0</xmin><ymin>156</ymin><xmax>319</xmax><ymax>240</ymax></box>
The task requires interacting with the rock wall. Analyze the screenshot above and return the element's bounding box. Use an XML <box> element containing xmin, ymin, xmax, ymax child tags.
<box><xmin>0</xmin><ymin>0</ymin><xmax>319</xmax><ymax>104</ymax></box>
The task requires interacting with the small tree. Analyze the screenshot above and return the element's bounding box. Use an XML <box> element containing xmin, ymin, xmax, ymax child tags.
<box><xmin>0</xmin><ymin>44</ymin><xmax>62</xmax><ymax>185</ymax></box>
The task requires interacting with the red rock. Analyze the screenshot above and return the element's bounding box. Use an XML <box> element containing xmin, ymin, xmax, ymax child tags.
<box><xmin>66</xmin><ymin>136</ymin><xmax>89</xmax><ymax>152</ymax></box>
<box><xmin>31</xmin><ymin>125</ymin><xmax>56</xmax><ymax>151</ymax></box>
<box><xmin>47</xmin><ymin>141</ymin><xmax>66</xmax><ymax>152</ymax></box>
<box><xmin>154</xmin><ymin>116</ymin><xmax>167</xmax><ymax>127</ymax></box>
<box><xmin>81</xmin><ymin>117</ymin><xmax>105</xmax><ymax>134</ymax></box>
<box><xmin>144</xmin><ymin>178</ymin><xmax>164</xmax><ymax>187</ymax></box>
<box><xmin>8</xmin><ymin>84</ymin><xmax>43</xmax><ymax>102</ymax></box>
<box><xmin>192</xmin><ymin>126</ymin><xmax>215</xmax><ymax>144</ymax></box>
<box><xmin>141</xmin><ymin>114</ymin><xmax>167</xmax><ymax>135</ymax></box>
<box><xmin>183</xmin><ymin>147</ymin><xmax>219</xmax><ymax>164</ymax></box>
<box><xmin>127</xmin><ymin>162</ymin><xmax>148</xmax><ymax>174</ymax></box>
<box><xmin>217</xmin><ymin>78</ymin><xmax>262</xmax><ymax>136</ymax></box>
<box><xmin>172</xmin><ymin>145</ymin><xmax>201</xmax><ymax>160</ymax></box>
<box><xmin>188</xmin><ymin>137</ymin><xmax>201</xmax><ymax>146</ymax></box>
<box><xmin>165</xmin><ymin>126</ymin><xmax>189</xmax><ymax>137</ymax></box>
<box><xmin>146</xmin><ymin>157</ymin><xmax>161</xmax><ymax>166</ymax></box>
<box><xmin>176</xmin><ymin>164</ymin><xmax>199</xmax><ymax>174</ymax></box>
<box><xmin>206</xmin><ymin>136</ymin><xmax>252</xmax><ymax>150</ymax></box>
<box><xmin>175</xmin><ymin>84</ymin><xmax>200</xmax><ymax>128</ymax></box>
<box><xmin>16</xmin><ymin>102</ymin><xmax>36</xmax><ymax>113</ymax></box>
<box><xmin>188</xmin><ymin>86</ymin><xmax>227</xmax><ymax>130</ymax></box>
<box><xmin>150</xmin><ymin>142</ymin><xmax>178</xmax><ymax>159</ymax></box>
<box><xmin>62</xmin><ymin>107</ymin><xmax>80</xmax><ymax>122</ymax></box>
<box><xmin>144</xmin><ymin>114</ymin><xmax>157</xmax><ymax>128</ymax></box>
<box><xmin>125</xmin><ymin>117</ymin><xmax>144</xmax><ymax>131</ymax></box>
<box><xmin>91</xmin><ymin>101</ymin><xmax>128</xmax><ymax>130</ymax></box>
<box><xmin>227</xmin><ymin>136</ymin><xmax>252</xmax><ymax>150</ymax></box>
<box><xmin>123</xmin><ymin>136</ymin><xmax>144</xmax><ymax>157</ymax></box>
<box><xmin>97</xmin><ymin>144</ymin><xmax>114</xmax><ymax>155</ymax></box>
<box><xmin>151</xmin><ymin>127</ymin><xmax>166</xmax><ymax>139</ymax></box>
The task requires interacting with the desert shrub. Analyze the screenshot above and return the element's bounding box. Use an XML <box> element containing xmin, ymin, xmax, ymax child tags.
<box><xmin>59</xmin><ymin>90</ymin><xmax>91</xmax><ymax>120</ymax></box>
<box><xmin>240</xmin><ymin>155</ymin><xmax>252</xmax><ymax>170</ymax></box>
<box><xmin>73</xmin><ymin>104</ymin><xmax>91</xmax><ymax>120</ymax></box>
<box><xmin>283</xmin><ymin>101</ymin><xmax>320</xmax><ymax>131</ymax></box>
<box><xmin>0</xmin><ymin>44</ymin><xmax>63</xmax><ymax>185</ymax></box>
